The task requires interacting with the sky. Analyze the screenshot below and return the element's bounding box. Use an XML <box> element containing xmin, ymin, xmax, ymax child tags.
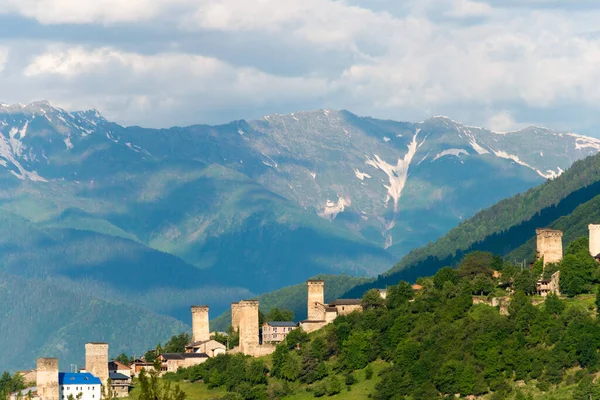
<box><xmin>1</xmin><ymin>0</ymin><xmax>600</xmax><ymax>133</ymax></box>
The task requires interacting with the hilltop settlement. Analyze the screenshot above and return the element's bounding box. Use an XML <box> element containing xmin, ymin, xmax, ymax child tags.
<box><xmin>9</xmin><ymin>223</ymin><xmax>600</xmax><ymax>400</ymax></box>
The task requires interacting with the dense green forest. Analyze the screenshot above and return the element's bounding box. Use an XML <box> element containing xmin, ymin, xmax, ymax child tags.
<box><xmin>158</xmin><ymin>244</ymin><xmax>600</xmax><ymax>399</ymax></box>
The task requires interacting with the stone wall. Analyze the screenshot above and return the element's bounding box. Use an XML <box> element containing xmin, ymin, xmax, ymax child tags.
<box><xmin>335</xmin><ymin>304</ymin><xmax>362</xmax><ymax>316</ymax></box>
<box><xmin>299</xmin><ymin>320</ymin><xmax>327</xmax><ymax>333</ymax></box>
<box><xmin>307</xmin><ymin>280</ymin><xmax>325</xmax><ymax>321</ymax></box>
<box><xmin>191</xmin><ymin>306</ymin><xmax>210</xmax><ymax>343</ymax></box>
<box><xmin>536</xmin><ymin>228</ymin><xmax>563</xmax><ymax>266</ymax></box>
<box><xmin>37</xmin><ymin>358</ymin><xmax>58</xmax><ymax>400</ymax></box>
<box><xmin>238</xmin><ymin>300</ymin><xmax>259</xmax><ymax>356</ymax></box>
<box><xmin>590</xmin><ymin>225</ymin><xmax>600</xmax><ymax>257</ymax></box>
<box><xmin>85</xmin><ymin>343</ymin><xmax>109</xmax><ymax>388</ymax></box>
<box><xmin>231</xmin><ymin>302</ymin><xmax>242</xmax><ymax>333</ymax></box>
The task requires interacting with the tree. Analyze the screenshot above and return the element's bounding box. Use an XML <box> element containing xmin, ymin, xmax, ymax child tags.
<box><xmin>596</xmin><ymin>286</ymin><xmax>600</xmax><ymax>314</ymax></box>
<box><xmin>342</xmin><ymin>331</ymin><xmax>375</xmax><ymax>370</ymax></box>
<box><xmin>101</xmin><ymin>379</ymin><xmax>118</xmax><ymax>400</ymax></box>
<box><xmin>326</xmin><ymin>376</ymin><xmax>342</xmax><ymax>396</ymax></box>
<box><xmin>544</xmin><ymin>293</ymin><xmax>564</xmax><ymax>317</ymax></box>
<box><xmin>434</xmin><ymin>267</ymin><xmax>459</xmax><ymax>290</ymax></box>
<box><xmin>573</xmin><ymin>376</ymin><xmax>600</xmax><ymax>400</ymax></box>
<box><xmin>114</xmin><ymin>353</ymin><xmax>132</xmax><ymax>365</ymax></box>
<box><xmin>265</xmin><ymin>308</ymin><xmax>294</xmax><ymax>322</ymax></box>
<box><xmin>361</xmin><ymin>289</ymin><xmax>385</xmax><ymax>310</ymax></box>
<box><xmin>164</xmin><ymin>333</ymin><xmax>191</xmax><ymax>353</ymax></box>
<box><xmin>513</xmin><ymin>270</ymin><xmax>536</xmax><ymax>295</ymax></box>
<box><xmin>144</xmin><ymin>350</ymin><xmax>157</xmax><ymax>363</ymax></box>
<box><xmin>386</xmin><ymin>281</ymin><xmax>414</xmax><ymax>309</ymax></box>
<box><xmin>471</xmin><ymin>275</ymin><xmax>495</xmax><ymax>295</ymax></box>
<box><xmin>138</xmin><ymin>359</ymin><xmax>185</xmax><ymax>400</ymax></box>
<box><xmin>560</xmin><ymin>254</ymin><xmax>598</xmax><ymax>296</ymax></box>
<box><xmin>457</xmin><ymin>252</ymin><xmax>494</xmax><ymax>279</ymax></box>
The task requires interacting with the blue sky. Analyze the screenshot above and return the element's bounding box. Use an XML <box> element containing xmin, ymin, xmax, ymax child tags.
<box><xmin>0</xmin><ymin>0</ymin><xmax>599</xmax><ymax>134</ymax></box>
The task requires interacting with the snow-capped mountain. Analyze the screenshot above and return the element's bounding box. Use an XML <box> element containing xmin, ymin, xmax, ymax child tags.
<box><xmin>1</xmin><ymin>103</ymin><xmax>599</xmax><ymax>259</ymax></box>
<box><xmin>3</xmin><ymin>101</ymin><xmax>600</xmax><ymax>370</ymax></box>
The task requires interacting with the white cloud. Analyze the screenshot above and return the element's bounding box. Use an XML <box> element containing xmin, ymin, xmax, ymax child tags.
<box><xmin>20</xmin><ymin>45</ymin><xmax>329</xmax><ymax>126</ymax></box>
<box><xmin>0</xmin><ymin>47</ymin><xmax>7</xmax><ymax>72</ymax></box>
<box><xmin>0</xmin><ymin>0</ymin><xmax>600</xmax><ymax>132</ymax></box>
<box><xmin>0</xmin><ymin>0</ymin><xmax>184</xmax><ymax>24</ymax></box>
<box><xmin>445</xmin><ymin>0</ymin><xmax>494</xmax><ymax>18</ymax></box>
<box><xmin>488</xmin><ymin>111</ymin><xmax>521</xmax><ymax>132</ymax></box>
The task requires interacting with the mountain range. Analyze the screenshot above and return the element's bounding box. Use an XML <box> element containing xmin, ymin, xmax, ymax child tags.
<box><xmin>2</xmin><ymin>100</ymin><xmax>600</xmax><ymax>370</ymax></box>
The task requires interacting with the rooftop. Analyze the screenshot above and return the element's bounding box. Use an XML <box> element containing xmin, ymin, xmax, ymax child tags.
<box><xmin>108</xmin><ymin>373</ymin><xmax>129</xmax><ymax>381</ymax></box>
<box><xmin>160</xmin><ymin>353</ymin><xmax>209</xmax><ymax>360</ymax></box>
<box><xmin>108</xmin><ymin>361</ymin><xmax>129</xmax><ymax>370</ymax></box>
<box><xmin>264</xmin><ymin>321</ymin><xmax>297</xmax><ymax>327</ymax></box>
<box><xmin>329</xmin><ymin>299</ymin><xmax>362</xmax><ymax>306</ymax></box>
<box><xmin>58</xmin><ymin>373</ymin><xmax>101</xmax><ymax>385</ymax></box>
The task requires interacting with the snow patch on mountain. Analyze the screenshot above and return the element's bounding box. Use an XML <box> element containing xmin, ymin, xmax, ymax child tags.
<box><xmin>0</xmin><ymin>133</ymin><xmax>46</xmax><ymax>181</ymax></box>
<box><xmin>433</xmin><ymin>148</ymin><xmax>469</xmax><ymax>161</ymax></box>
<box><xmin>568</xmin><ymin>133</ymin><xmax>600</xmax><ymax>151</ymax></box>
<box><xmin>365</xmin><ymin>129</ymin><xmax>420</xmax><ymax>212</ymax></box>
<box><xmin>318</xmin><ymin>196</ymin><xmax>350</xmax><ymax>220</ymax></box>
<box><xmin>492</xmin><ymin>150</ymin><xmax>561</xmax><ymax>179</ymax></box>
<box><xmin>354</xmin><ymin>169</ymin><xmax>372</xmax><ymax>181</ymax></box>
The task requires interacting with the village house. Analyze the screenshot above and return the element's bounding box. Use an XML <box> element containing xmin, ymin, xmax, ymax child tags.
<box><xmin>184</xmin><ymin>340</ymin><xmax>226</xmax><ymax>357</ymax></box>
<box><xmin>536</xmin><ymin>271</ymin><xmax>561</xmax><ymax>297</ymax></box>
<box><xmin>107</xmin><ymin>373</ymin><xmax>130</xmax><ymax>398</ymax></box>
<box><xmin>108</xmin><ymin>361</ymin><xmax>130</xmax><ymax>378</ymax></box>
<box><xmin>9</xmin><ymin>387</ymin><xmax>38</xmax><ymax>400</ymax></box>
<box><xmin>58</xmin><ymin>373</ymin><xmax>101</xmax><ymax>400</ymax></box>
<box><xmin>129</xmin><ymin>359</ymin><xmax>154</xmax><ymax>377</ymax></box>
<box><xmin>261</xmin><ymin>322</ymin><xmax>297</xmax><ymax>344</ymax></box>
<box><xmin>157</xmin><ymin>353</ymin><xmax>209</xmax><ymax>374</ymax></box>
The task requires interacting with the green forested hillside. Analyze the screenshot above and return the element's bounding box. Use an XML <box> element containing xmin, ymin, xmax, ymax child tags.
<box><xmin>0</xmin><ymin>272</ymin><xmax>187</xmax><ymax>372</ymax></box>
<box><xmin>508</xmin><ymin>194</ymin><xmax>600</xmax><ymax>262</ymax></box>
<box><xmin>164</xmin><ymin>250</ymin><xmax>600</xmax><ymax>400</ymax></box>
<box><xmin>211</xmin><ymin>274</ymin><xmax>373</xmax><ymax>331</ymax></box>
<box><xmin>344</xmin><ymin>153</ymin><xmax>600</xmax><ymax>298</ymax></box>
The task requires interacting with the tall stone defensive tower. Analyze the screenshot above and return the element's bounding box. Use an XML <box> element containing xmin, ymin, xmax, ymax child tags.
<box><xmin>238</xmin><ymin>300</ymin><xmax>259</xmax><ymax>355</ymax></box>
<box><xmin>536</xmin><ymin>228</ymin><xmax>563</xmax><ymax>266</ymax></box>
<box><xmin>191</xmin><ymin>305</ymin><xmax>210</xmax><ymax>343</ymax></box>
<box><xmin>589</xmin><ymin>224</ymin><xmax>600</xmax><ymax>257</ymax></box>
<box><xmin>307</xmin><ymin>280</ymin><xmax>325</xmax><ymax>321</ymax></box>
<box><xmin>85</xmin><ymin>342</ymin><xmax>109</xmax><ymax>388</ymax></box>
<box><xmin>37</xmin><ymin>358</ymin><xmax>59</xmax><ymax>400</ymax></box>
<box><xmin>231</xmin><ymin>302</ymin><xmax>242</xmax><ymax>332</ymax></box>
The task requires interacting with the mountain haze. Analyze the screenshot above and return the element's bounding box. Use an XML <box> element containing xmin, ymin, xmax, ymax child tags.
<box><xmin>1</xmin><ymin>101</ymin><xmax>599</xmax><ymax>370</ymax></box>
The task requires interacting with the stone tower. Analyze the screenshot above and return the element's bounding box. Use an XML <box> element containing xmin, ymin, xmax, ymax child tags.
<box><xmin>36</xmin><ymin>358</ymin><xmax>59</xmax><ymax>400</ymax></box>
<box><xmin>307</xmin><ymin>280</ymin><xmax>325</xmax><ymax>321</ymax></box>
<box><xmin>238</xmin><ymin>300</ymin><xmax>259</xmax><ymax>355</ymax></box>
<box><xmin>191</xmin><ymin>305</ymin><xmax>210</xmax><ymax>343</ymax></box>
<box><xmin>589</xmin><ymin>224</ymin><xmax>600</xmax><ymax>257</ymax></box>
<box><xmin>231</xmin><ymin>302</ymin><xmax>242</xmax><ymax>333</ymax></box>
<box><xmin>85</xmin><ymin>342</ymin><xmax>109</xmax><ymax>388</ymax></box>
<box><xmin>536</xmin><ymin>228</ymin><xmax>563</xmax><ymax>266</ymax></box>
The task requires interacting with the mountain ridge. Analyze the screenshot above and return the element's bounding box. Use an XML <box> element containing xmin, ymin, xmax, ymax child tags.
<box><xmin>2</xmin><ymin>101</ymin><xmax>600</xmax><ymax>370</ymax></box>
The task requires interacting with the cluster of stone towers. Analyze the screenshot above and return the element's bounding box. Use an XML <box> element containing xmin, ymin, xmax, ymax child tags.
<box><xmin>536</xmin><ymin>224</ymin><xmax>600</xmax><ymax>265</ymax></box>
<box><xmin>37</xmin><ymin>342</ymin><xmax>109</xmax><ymax>400</ymax></box>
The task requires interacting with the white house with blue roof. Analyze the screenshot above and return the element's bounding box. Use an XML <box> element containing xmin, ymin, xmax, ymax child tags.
<box><xmin>58</xmin><ymin>373</ymin><xmax>101</xmax><ymax>400</ymax></box>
